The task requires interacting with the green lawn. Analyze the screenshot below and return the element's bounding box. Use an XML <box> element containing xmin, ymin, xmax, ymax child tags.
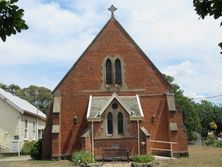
<box><xmin>0</xmin><ymin>160</ymin><xmax>73</xmax><ymax>167</ymax></box>
<box><xmin>159</xmin><ymin>145</ymin><xmax>222</xmax><ymax>167</ymax></box>
<box><xmin>1</xmin><ymin>145</ymin><xmax>222</xmax><ymax>167</ymax></box>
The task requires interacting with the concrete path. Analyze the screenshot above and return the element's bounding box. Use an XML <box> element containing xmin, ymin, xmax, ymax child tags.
<box><xmin>102</xmin><ymin>162</ymin><xmax>131</xmax><ymax>167</ymax></box>
<box><xmin>154</xmin><ymin>155</ymin><xmax>176</xmax><ymax>160</ymax></box>
<box><xmin>0</xmin><ymin>155</ymin><xmax>31</xmax><ymax>162</ymax></box>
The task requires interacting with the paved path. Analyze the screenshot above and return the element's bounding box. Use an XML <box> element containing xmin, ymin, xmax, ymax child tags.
<box><xmin>0</xmin><ymin>156</ymin><xmax>31</xmax><ymax>162</ymax></box>
<box><xmin>102</xmin><ymin>162</ymin><xmax>131</xmax><ymax>167</ymax></box>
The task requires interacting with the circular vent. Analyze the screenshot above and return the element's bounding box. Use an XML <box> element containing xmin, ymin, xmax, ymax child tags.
<box><xmin>112</xmin><ymin>103</ymin><xmax>118</xmax><ymax>109</ymax></box>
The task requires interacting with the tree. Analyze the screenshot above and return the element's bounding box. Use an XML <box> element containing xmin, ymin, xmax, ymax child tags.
<box><xmin>193</xmin><ymin>0</ymin><xmax>222</xmax><ymax>53</ymax></box>
<box><xmin>0</xmin><ymin>82</ymin><xmax>7</xmax><ymax>89</ymax></box>
<box><xmin>195</xmin><ymin>100</ymin><xmax>222</xmax><ymax>138</ymax></box>
<box><xmin>0</xmin><ymin>0</ymin><xmax>28</xmax><ymax>42</ymax></box>
<box><xmin>0</xmin><ymin>83</ymin><xmax>53</xmax><ymax>113</ymax></box>
<box><xmin>7</xmin><ymin>84</ymin><xmax>21</xmax><ymax>94</ymax></box>
<box><xmin>163</xmin><ymin>74</ymin><xmax>201</xmax><ymax>140</ymax></box>
<box><xmin>20</xmin><ymin>85</ymin><xmax>53</xmax><ymax>114</ymax></box>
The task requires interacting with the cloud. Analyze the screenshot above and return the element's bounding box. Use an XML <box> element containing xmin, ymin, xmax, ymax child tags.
<box><xmin>163</xmin><ymin>61</ymin><xmax>198</xmax><ymax>78</ymax></box>
<box><xmin>163</xmin><ymin>57</ymin><xmax>222</xmax><ymax>105</ymax></box>
<box><xmin>0</xmin><ymin>0</ymin><xmax>221</xmax><ymax>105</ymax></box>
<box><xmin>0</xmin><ymin>0</ymin><xmax>108</xmax><ymax>66</ymax></box>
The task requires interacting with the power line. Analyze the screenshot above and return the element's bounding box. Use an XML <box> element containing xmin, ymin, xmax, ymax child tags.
<box><xmin>190</xmin><ymin>94</ymin><xmax>222</xmax><ymax>100</ymax></box>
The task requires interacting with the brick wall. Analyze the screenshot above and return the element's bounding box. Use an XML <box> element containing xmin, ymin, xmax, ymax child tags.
<box><xmin>43</xmin><ymin>17</ymin><xmax>188</xmax><ymax>158</ymax></box>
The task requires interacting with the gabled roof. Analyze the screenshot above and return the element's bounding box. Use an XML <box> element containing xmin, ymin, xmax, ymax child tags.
<box><xmin>0</xmin><ymin>88</ymin><xmax>46</xmax><ymax>120</ymax></box>
<box><xmin>87</xmin><ymin>93</ymin><xmax>144</xmax><ymax>122</ymax></box>
<box><xmin>140</xmin><ymin>127</ymin><xmax>150</xmax><ymax>137</ymax></box>
<box><xmin>53</xmin><ymin>15</ymin><xmax>172</xmax><ymax>93</ymax></box>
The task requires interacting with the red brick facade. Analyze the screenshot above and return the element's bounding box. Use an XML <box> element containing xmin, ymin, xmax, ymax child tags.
<box><xmin>42</xmin><ymin>15</ymin><xmax>188</xmax><ymax>159</ymax></box>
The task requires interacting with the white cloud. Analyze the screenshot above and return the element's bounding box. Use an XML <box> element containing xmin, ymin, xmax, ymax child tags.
<box><xmin>163</xmin><ymin>57</ymin><xmax>222</xmax><ymax>105</ymax></box>
<box><xmin>0</xmin><ymin>0</ymin><xmax>108</xmax><ymax>65</ymax></box>
<box><xmin>0</xmin><ymin>0</ymin><xmax>221</xmax><ymax>104</ymax></box>
<box><xmin>163</xmin><ymin>61</ymin><xmax>198</xmax><ymax>78</ymax></box>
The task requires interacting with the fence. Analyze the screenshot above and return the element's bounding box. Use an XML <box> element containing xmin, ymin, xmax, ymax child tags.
<box><xmin>149</xmin><ymin>140</ymin><xmax>177</xmax><ymax>157</ymax></box>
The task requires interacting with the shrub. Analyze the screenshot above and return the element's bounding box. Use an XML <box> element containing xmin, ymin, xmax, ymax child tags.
<box><xmin>206</xmin><ymin>138</ymin><xmax>222</xmax><ymax>148</ymax></box>
<box><xmin>71</xmin><ymin>151</ymin><xmax>94</xmax><ymax>166</ymax></box>
<box><xmin>21</xmin><ymin>141</ymin><xmax>36</xmax><ymax>155</ymax></box>
<box><xmin>30</xmin><ymin>139</ymin><xmax>42</xmax><ymax>160</ymax></box>
<box><xmin>132</xmin><ymin>154</ymin><xmax>155</xmax><ymax>163</ymax></box>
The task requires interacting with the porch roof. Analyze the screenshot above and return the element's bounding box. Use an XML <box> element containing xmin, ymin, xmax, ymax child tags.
<box><xmin>87</xmin><ymin>93</ymin><xmax>144</xmax><ymax>122</ymax></box>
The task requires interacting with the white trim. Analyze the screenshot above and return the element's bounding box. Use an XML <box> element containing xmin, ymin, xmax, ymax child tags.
<box><xmin>32</xmin><ymin>121</ymin><xmax>36</xmax><ymax>140</ymax></box>
<box><xmin>136</xmin><ymin>95</ymin><xmax>144</xmax><ymax>117</ymax></box>
<box><xmin>97</xmin><ymin>93</ymin><xmax>132</xmax><ymax>117</ymax></box>
<box><xmin>24</xmin><ymin>120</ymin><xmax>29</xmax><ymax>140</ymax></box>
<box><xmin>0</xmin><ymin>88</ymin><xmax>46</xmax><ymax>120</ymax></box>
<box><xmin>18</xmin><ymin>113</ymin><xmax>21</xmax><ymax>156</ymax></box>
<box><xmin>0</xmin><ymin>94</ymin><xmax>24</xmax><ymax>114</ymax></box>
<box><xmin>86</xmin><ymin>95</ymin><xmax>92</xmax><ymax>118</ymax></box>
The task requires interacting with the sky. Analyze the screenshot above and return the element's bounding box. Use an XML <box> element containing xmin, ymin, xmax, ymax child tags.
<box><xmin>0</xmin><ymin>0</ymin><xmax>222</xmax><ymax>105</ymax></box>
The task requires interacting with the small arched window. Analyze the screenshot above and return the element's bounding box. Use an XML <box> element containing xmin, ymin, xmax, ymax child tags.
<box><xmin>106</xmin><ymin>59</ymin><xmax>112</xmax><ymax>84</ymax></box>
<box><xmin>115</xmin><ymin>59</ymin><xmax>122</xmax><ymax>84</ymax></box>
<box><xmin>107</xmin><ymin>112</ymin><xmax>113</xmax><ymax>134</ymax></box>
<box><xmin>118</xmin><ymin>112</ymin><xmax>123</xmax><ymax>134</ymax></box>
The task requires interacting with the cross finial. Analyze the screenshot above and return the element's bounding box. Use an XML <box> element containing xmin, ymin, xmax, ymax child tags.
<box><xmin>108</xmin><ymin>5</ymin><xmax>117</xmax><ymax>17</ymax></box>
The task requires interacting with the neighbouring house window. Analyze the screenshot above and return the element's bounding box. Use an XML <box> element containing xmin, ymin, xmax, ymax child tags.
<box><xmin>106</xmin><ymin>59</ymin><xmax>112</xmax><ymax>84</ymax></box>
<box><xmin>107</xmin><ymin>112</ymin><xmax>113</xmax><ymax>134</ymax></box>
<box><xmin>38</xmin><ymin>129</ymin><xmax>42</xmax><ymax>139</ymax></box>
<box><xmin>115</xmin><ymin>59</ymin><xmax>122</xmax><ymax>85</ymax></box>
<box><xmin>24</xmin><ymin>120</ymin><xmax>28</xmax><ymax>139</ymax></box>
<box><xmin>33</xmin><ymin>122</ymin><xmax>36</xmax><ymax>140</ymax></box>
<box><xmin>118</xmin><ymin>112</ymin><xmax>124</xmax><ymax>134</ymax></box>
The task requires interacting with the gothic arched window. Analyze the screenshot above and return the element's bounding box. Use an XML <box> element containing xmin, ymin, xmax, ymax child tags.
<box><xmin>115</xmin><ymin>59</ymin><xmax>122</xmax><ymax>84</ymax></box>
<box><xmin>106</xmin><ymin>59</ymin><xmax>112</xmax><ymax>84</ymax></box>
<box><xmin>107</xmin><ymin>112</ymin><xmax>113</xmax><ymax>134</ymax></box>
<box><xmin>118</xmin><ymin>112</ymin><xmax>123</xmax><ymax>134</ymax></box>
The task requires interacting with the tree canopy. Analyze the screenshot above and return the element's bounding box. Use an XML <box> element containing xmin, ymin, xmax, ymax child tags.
<box><xmin>193</xmin><ymin>0</ymin><xmax>222</xmax><ymax>53</ymax></box>
<box><xmin>0</xmin><ymin>0</ymin><xmax>28</xmax><ymax>41</ymax></box>
<box><xmin>164</xmin><ymin>74</ymin><xmax>222</xmax><ymax>141</ymax></box>
<box><xmin>0</xmin><ymin>83</ymin><xmax>53</xmax><ymax>114</ymax></box>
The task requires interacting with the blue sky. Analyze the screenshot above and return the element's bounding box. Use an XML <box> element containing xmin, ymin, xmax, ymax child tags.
<box><xmin>0</xmin><ymin>0</ymin><xmax>222</xmax><ymax>105</ymax></box>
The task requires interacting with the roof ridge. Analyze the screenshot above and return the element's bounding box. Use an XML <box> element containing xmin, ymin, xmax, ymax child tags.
<box><xmin>0</xmin><ymin>88</ymin><xmax>46</xmax><ymax>120</ymax></box>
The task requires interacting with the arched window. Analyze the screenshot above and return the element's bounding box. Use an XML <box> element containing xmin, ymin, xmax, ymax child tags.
<box><xmin>107</xmin><ymin>112</ymin><xmax>113</xmax><ymax>134</ymax></box>
<box><xmin>118</xmin><ymin>112</ymin><xmax>123</xmax><ymax>134</ymax></box>
<box><xmin>106</xmin><ymin>59</ymin><xmax>112</xmax><ymax>84</ymax></box>
<box><xmin>115</xmin><ymin>59</ymin><xmax>122</xmax><ymax>84</ymax></box>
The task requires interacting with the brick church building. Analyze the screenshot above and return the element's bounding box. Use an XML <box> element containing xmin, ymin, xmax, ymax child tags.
<box><xmin>42</xmin><ymin>6</ymin><xmax>188</xmax><ymax>159</ymax></box>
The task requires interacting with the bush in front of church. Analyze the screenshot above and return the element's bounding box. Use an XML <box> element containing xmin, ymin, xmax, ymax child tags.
<box><xmin>30</xmin><ymin>139</ymin><xmax>42</xmax><ymax>160</ymax></box>
<box><xmin>71</xmin><ymin>150</ymin><xmax>94</xmax><ymax>166</ymax></box>
<box><xmin>132</xmin><ymin>154</ymin><xmax>155</xmax><ymax>163</ymax></box>
<box><xmin>21</xmin><ymin>141</ymin><xmax>36</xmax><ymax>155</ymax></box>
<box><xmin>132</xmin><ymin>154</ymin><xmax>159</xmax><ymax>167</ymax></box>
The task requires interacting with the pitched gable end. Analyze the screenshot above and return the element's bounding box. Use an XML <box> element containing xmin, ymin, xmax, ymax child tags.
<box><xmin>53</xmin><ymin>16</ymin><xmax>172</xmax><ymax>93</ymax></box>
<box><xmin>53</xmin><ymin>18</ymin><xmax>115</xmax><ymax>93</ymax></box>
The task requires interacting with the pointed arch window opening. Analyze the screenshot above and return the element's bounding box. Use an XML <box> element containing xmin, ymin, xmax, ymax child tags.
<box><xmin>118</xmin><ymin>112</ymin><xmax>124</xmax><ymax>135</ymax></box>
<box><xmin>107</xmin><ymin>112</ymin><xmax>113</xmax><ymax>135</ymax></box>
<box><xmin>106</xmin><ymin>59</ymin><xmax>112</xmax><ymax>85</ymax></box>
<box><xmin>115</xmin><ymin>59</ymin><xmax>122</xmax><ymax>85</ymax></box>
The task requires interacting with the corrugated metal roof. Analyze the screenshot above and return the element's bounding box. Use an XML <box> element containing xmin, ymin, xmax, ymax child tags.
<box><xmin>0</xmin><ymin>88</ymin><xmax>46</xmax><ymax>120</ymax></box>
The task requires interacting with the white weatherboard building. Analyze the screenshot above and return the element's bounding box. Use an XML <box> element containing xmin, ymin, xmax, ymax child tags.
<box><xmin>0</xmin><ymin>88</ymin><xmax>46</xmax><ymax>153</ymax></box>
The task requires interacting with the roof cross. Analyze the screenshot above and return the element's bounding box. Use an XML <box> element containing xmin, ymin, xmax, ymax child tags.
<box><xmin>108</xmin><ymin>5</ymin><xmax>117</xmax><ymax>17</ymax></box>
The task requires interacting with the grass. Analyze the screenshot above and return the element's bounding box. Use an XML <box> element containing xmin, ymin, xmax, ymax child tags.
<box><xmin>0</xmin><ymin>160</ymin><xmax>73</xmax><ymax>167</ymax></box>
<box><xmin>1</xmin><ymin>145</ymin><xmax>222</xmax><ymax>167</ymax></box>
<box><xmin>159</xmin><ymin>145</ymin><xmax>222</xmax><ymax>167</ymax></box>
